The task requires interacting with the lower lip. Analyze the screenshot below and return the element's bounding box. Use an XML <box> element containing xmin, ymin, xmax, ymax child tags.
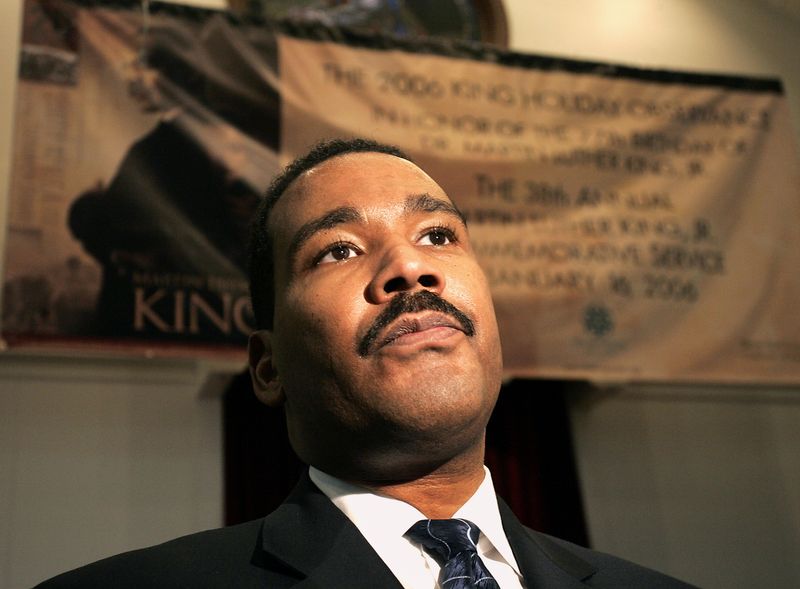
<box><xmin>382</xmin><ymin>326</ymin><xmax>461</xmax><ymax>350</ymax></box>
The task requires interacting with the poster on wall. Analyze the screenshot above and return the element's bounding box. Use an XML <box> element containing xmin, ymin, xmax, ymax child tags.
<box><xmin>2</xmin><ymin>0</ymin><xmax>281</xmax><ymax>354</ymax></box>
<box><xmin>3</xmin><ymin>1</ymin><xmax>800</xmax><ymax>383</ymax></box>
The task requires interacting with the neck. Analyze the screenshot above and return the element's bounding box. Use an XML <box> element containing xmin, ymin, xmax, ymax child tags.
<box><xmin>359</xmin><ymin>442</ymin><xmax>487</xmax><ymax>519</ymax></box>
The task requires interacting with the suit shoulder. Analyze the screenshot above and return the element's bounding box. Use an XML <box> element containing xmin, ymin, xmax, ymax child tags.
<box><xmin>35</xmin><ymin>519</ymin><xmax>266</xmax><ymax>589</ymax></box>
<box><xmin>524</xmin><ymin>528</ymin><xmax>699</xmax><ymax>588</ymax></box>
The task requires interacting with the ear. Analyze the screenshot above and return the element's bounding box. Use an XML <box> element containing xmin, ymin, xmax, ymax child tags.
<box><xmin>248</xmin><ymin>330</ymin><xmax>286</xmax><ymax>407</ymax></box>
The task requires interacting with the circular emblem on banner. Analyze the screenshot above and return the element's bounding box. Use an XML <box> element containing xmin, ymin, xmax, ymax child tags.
<box><xmin>584</xmin><ymin>305</ymin><xmax>614</xmax><ymax>337</ymax></box>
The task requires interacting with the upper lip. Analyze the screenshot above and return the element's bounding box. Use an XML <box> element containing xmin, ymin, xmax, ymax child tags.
<box><xmin>376</xmin><ymin>312</ymin><xmax>465</xmax><ymax>351</ymax></box>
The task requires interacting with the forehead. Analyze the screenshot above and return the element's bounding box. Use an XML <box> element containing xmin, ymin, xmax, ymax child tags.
<box><xmin>270</xmin><ymin>152</ymin><xmax>450</xmax><ymax>226</ymax></box>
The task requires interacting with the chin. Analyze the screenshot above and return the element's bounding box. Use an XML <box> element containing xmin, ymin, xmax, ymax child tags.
<box><xmin>295</xmin><ymin>405</ymin><xmax>490</xmax><ymax>484</ymax></box>
<box><xmin>318</xmin><ymin>436</ymin><xmax>485</xmax><ymax>484</ymax></box>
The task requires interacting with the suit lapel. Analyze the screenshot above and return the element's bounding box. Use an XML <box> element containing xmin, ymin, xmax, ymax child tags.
<box><xmin>258</xmin><ymin>472</ymin><xmax>403</xmax><ymax>589</ymax></box>
<box><xmin>498</xmin><ymin>497</ymin><xmax>596</xmax><ymax>588</ymax></box>
<box><xmin>257</xmin><ymin>471</ymin><xmax>597</xmax><ymax>588</ymax></box>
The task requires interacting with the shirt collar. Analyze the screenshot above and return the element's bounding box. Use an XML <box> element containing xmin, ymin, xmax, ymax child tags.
<box><xmin>308</xmin><ymin>465</ymin><xmax>522</xmax><ymax>577</ymax></box>
<box><xmin>453</xmin><ymin>468</ymin><xmax>521</xmax><ymax>576</ymax></box>
<box><xmin>309</xmin><ymin>466</ymin><xmax>426</xmax><ymax>543</ymax></box>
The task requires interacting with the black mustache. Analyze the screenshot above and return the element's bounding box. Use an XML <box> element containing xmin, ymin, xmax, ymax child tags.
<box><xmin>358</xmin><ymin>290</ymin><xmax>475</xmax><ymax>356</ymax></box>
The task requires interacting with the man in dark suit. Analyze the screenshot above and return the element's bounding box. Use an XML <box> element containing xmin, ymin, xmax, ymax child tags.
<box><xmin>38</xmin><ymin>138</ymin><xmax>696</xmax><ymax>588</ymax></box>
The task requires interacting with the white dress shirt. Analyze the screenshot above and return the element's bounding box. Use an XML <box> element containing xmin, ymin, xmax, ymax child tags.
<box><xmin>309</xmin><ymin>466</ymin><xmax>526</xmax><ymax>589</ymax></box>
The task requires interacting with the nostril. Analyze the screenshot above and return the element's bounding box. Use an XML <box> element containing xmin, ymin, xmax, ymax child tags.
<box><xmin>383</xmin><ymin>277</ymin><xmax>407</xmax><ymax>293</ymax></box>
<box><xmin>419</xmin><ymin>275</ymin><xmax>437</xmax><ymax>288</ymax></box>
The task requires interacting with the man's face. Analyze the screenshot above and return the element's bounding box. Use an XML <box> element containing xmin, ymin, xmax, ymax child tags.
<box><xmin>254</xmin><ymin>152</ymin><xmax>503</xmax><ymax>481</ymax></box>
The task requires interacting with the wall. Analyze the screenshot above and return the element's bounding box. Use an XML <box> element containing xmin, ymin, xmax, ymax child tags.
<box><xmin>0</xmin><ymin>355</ymin><xmax>226</xmax><ymax>588</ymax></box>
<box><xmin>1</xmin><ymin>0</ymin><xmax>799</xmax><ymax>588</ymax></box>
<box><xmin>570</xmin><ymin>384</ymin><xmax>800</xmax><ymax>588</ymax></box>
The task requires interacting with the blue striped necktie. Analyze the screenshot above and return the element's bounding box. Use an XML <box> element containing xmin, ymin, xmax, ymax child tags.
<box><xmin>405</xmin><ymin>518</ymin><xmax>501</xmax><ymax>588</ymax></box>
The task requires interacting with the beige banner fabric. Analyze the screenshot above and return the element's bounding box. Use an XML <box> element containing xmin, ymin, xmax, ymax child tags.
<box><xmin>280</xmin><ymin>35</ymin><xmax>800</xmax><ymax>384</ymax></box>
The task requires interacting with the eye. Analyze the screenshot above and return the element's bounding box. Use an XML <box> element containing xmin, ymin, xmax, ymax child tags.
<box><xmin>316</xmin><ymin>242</ymin><xmax>360</xmax><ymax>265</ymax></box>
<box><xmin>419</xmin><ymin>226</ymin><xmax>457</xmax><ymax>247</ymax></box>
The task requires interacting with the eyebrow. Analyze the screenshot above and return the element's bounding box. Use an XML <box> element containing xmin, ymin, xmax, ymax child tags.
<box><xmin>404</xmin><ymin>193</ymin><xmax>467</xmax><ymax>226</ymax></box>
<box><xmin>287</xmin><ymin>206</ymin><xmax>363</xmax><ymax>263</ymax></box>
<box><xmin>286</xmin><ymin>193</ymin><xmax>467</xmax><ymax>265</ymax></box>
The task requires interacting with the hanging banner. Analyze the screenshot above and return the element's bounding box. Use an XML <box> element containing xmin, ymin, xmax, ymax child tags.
<box><xmin>279</xmin><ymin>34</ymin><xmax>800</xmax><ymax>383</ymax></box>
<box><xmin>3</xmin><ymin>1</ymin><xmax>800</xmax><ymax>382</ymax></box>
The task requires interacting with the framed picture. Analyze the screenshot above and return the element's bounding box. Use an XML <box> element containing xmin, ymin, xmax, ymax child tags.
<box><xmin>228</xmin><ymin>0</ymin><xmax>509</xmax><ymax>46</ymax></box>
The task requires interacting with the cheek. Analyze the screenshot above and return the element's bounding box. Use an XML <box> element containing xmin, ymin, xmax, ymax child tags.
<box><xmin>275</xmin><ymin>283</ymin><xmax>363</xmax><ymax>363</ymax></box>
<box><xmin>450</xmin><ymin>263</ymin><xmax>502</xmax><ymax>351</ymax></box>
<box><xmin>447</xmin><ymin>261</ymin><xmax>493</xmax><ymax>308</ymax></box>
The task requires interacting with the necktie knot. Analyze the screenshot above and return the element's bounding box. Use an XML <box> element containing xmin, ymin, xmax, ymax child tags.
<box><xmin>405</xmin><ymin>519</ymin><xmax>480</xmax><ymax>564</ymax></box>
<box><xmin>405</xmin><ymin>519</ymin><xmax>500</xmax><ymax>588</ymax></box>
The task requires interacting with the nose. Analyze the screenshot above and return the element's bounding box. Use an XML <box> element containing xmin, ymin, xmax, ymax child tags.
<box><xmin>365</xmin><ymin>243</ymin><xmax>446</xmax><ymax>304</ymax></box>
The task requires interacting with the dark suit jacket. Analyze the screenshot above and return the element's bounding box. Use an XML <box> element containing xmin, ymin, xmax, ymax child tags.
<box><xmin>37</xmin><ymin>471</ymin><xmax>696</xmax><ymax>588</ymax></box>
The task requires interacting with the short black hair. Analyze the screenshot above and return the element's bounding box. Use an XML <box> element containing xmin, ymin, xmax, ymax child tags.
<box><xmin>248</xmin><ymin>138</ymin><xmax>411</xmax><ymax>330</ymax></box>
